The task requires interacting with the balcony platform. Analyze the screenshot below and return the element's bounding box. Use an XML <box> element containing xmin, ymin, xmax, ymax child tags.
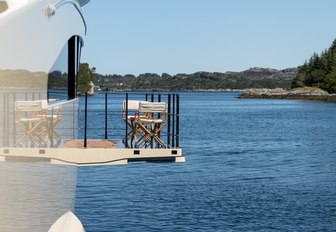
<box><xmin>0</xmin><ymin>140</ymin><xmax>185</xmax><ymax>166</ymax></box>
<box><xmin>62</xmin><ymin>139</ymin><xmax>117</xmax><ymax>148</ymax></box>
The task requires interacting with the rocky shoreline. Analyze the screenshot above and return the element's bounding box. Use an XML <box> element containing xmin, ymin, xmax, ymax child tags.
<box><xmin>238</xmin><ymin>87</ymin><xmax>336</xmax><ymax>102</ymax></box>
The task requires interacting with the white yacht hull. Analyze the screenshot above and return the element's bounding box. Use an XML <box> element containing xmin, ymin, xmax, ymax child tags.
<box><xmin>0</xmin><ymin>162</ymin><xmax>77</xmax><ymax>232</ymax></box>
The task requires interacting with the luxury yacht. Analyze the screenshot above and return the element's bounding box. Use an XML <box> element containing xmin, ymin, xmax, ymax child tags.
<box><xmin>0</xmin><ymin>0</ymin><xmax>184</xmax><ymax>231</ymax></box>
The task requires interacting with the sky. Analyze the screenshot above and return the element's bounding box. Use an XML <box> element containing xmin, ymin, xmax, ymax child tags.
<box><xmin>81</xmin><ymin>0</ymin><xmax>336</xmax><ymax>76</ymax></box>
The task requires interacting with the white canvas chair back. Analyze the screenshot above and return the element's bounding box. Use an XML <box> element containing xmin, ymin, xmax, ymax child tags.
<box><xmin>138</xmin><ymin>102</ymin><xmax>166</xmax><ymax>113</ymax></box>
<box><xmin>122</xmin><ymin>100</ymin><xmax>142</xmax><ymax>111</ymax></box>
<box><xmin>15</xmin><ymin>100</ymin><xmax>43</xmax><ymax>112</ymax></box>
<box><xmin>122</xmin><ymin>100</ymin><xmax>144</xmax><ymax>121</ymax></box>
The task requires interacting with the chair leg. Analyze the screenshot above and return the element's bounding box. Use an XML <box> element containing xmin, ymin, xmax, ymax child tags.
<box><xmin>16</xmin><ymin>120</ymin><xmax>47</xmax><ymax>147</ymax></box>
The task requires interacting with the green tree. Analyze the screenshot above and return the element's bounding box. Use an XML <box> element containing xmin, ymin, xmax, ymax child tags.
<box><xmin>77</xmin><ymin>63</ymin><xmax>93</xmax><ymax>93</ymax></box>
<box><xmin>321</xmin><ymin>70</ymin><xmax>336</xmax><ymax>93</ymax></box>
<box><xmin>292</xmin><ymin>38</ymin><xmax>336</xmax><ymax>93</ymax></box>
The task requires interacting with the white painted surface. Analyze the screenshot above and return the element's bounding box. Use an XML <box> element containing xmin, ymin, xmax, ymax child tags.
<box><xmin>0</xmin><ymin>162</ymin><xmax>77</xmax><ymax>232</ymax></box>
<box><xmin>48</xmin><ymin>211</ymin><xmax>85</xmax><ymax>232</ymax></box>
<box><xmin>0</xmin><ymin>0</ymin><xmax>85</xmax><ymax>72</ymax></box>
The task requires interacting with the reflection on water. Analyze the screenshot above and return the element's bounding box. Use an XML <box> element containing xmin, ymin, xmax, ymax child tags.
<box><xmin>0</xmin><ymin>162</ymin><xmax>77</xmax><ymax>232</ymax></box>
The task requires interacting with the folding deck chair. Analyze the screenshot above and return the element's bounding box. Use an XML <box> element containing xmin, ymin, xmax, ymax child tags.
<box><xmin>134</xmin><ymin>102</ymin><xmax>167</xmax><ymax>148</ymax></box>
<box><xmin>15</xmin><ymin>100</ymin><xmax>46</xmax><ymax>147</ymax></box>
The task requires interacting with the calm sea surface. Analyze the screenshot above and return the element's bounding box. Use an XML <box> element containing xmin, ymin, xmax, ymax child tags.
<box><xmin>75</xmin><ymin>92</ymin><xmax>336</xmax><ymax>232</ymax></box>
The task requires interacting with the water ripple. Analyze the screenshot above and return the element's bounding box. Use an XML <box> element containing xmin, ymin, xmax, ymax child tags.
<box><xmin>75</xmin><ymin>93</ymin><xmax>336</xmax><ymax>231</ymax></box>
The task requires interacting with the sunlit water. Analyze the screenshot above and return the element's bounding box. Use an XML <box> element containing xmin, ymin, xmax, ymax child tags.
<box><xmin>75</xmin><ymin>92</ymin><xmax>336</xmax><ymax>231</ymax></box>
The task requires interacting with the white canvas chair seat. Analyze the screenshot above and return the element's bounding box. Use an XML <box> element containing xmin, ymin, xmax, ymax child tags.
<box><xmin>138</xmin><ymin>118</ymin><xmax>164</xmax><ymax>124</ymax></box>
<box><xmin>18</xmin><ymin>117</ymin><xmax>42</xmax><ymax>123</ymax></box>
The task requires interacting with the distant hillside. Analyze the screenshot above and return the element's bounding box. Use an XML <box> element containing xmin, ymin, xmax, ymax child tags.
<box><xmin>92</xmin><ymin>67</ymin><xmax>298</xmax><ymax>91</ymax></box>
<box><xmin>240</xmin><ymin>67</ymin><xmax>298</xmax><ymax>80</ymax></box>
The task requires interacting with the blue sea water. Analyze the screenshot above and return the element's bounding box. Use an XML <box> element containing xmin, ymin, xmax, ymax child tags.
<box><xmin>75</xmin><ymin>92</ymin><xmax>336</xmax><ymax>232</ymax></box>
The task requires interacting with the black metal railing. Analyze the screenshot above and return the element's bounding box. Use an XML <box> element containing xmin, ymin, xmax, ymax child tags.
<box><xmin>1</xmin><ymin>90</ymin><xmax>78</xmax><ymax>148</ymax></box>
<box><xmin>1</xmin><ymin>91</ymin><xmax>48</xmax><ymax>147</ymax></box>
<box><xmin>81</xmin><ymin>92</ymin><xmax>180</xmax><ymax>149</ymax></box>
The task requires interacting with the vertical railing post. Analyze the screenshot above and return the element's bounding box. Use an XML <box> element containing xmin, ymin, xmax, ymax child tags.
<box><xmin>72</xmin><ymin>100</ymin><xmax>76</xmax><ymax>141</ymax></box>
<box><xmin>7</xmin><ymin>93</ymin><xmax>10</xmax><ymax>147</ymax></box>
<box><xmin>150</xmin><ymin>93</ymin><xmax>154</xmax><ymax>148</ymax></box>
<box><xmin>50</xmin><ymin>108</ymin><xmax>54</xmax><ymax>147</ymax></box>
<box><xmin>104</xmin><ymin>92</ymin><xmax>108</xmax><ymax>140</ymax></box>
<box><xmin>12</xmin><ymin>93</ymin><xmax>17</xmax><ymax>147</ymax></box>
<box><xmin>3</xmin><ymin>93</ymin><xmax>8</xmax><ymax>147</ymax></box>
<box><xmin>176</xmin><ymin>94</ymin><xmax>180</xmax><ymax>148</ymax></box>
<box><xmin>157</xmin><ymin>93</ymin><xmax>162</xmax><ymax>143</ymax></box>
<box><xmin>172</xmin><ymin>94</ymin><xmax>176</xmax><ymax>148</ymax></box>
<box><xmin>125</xmin><ymin>92</ymin><xmax>129</xmax><ymax>148</ymax></box>
<box><xmin>167</xmin><ymin>94</ymin><xmax>171</xmax><ymax>148</ymax></box>
<box><xmin>84</xmin><ymin>92</ymin><xmax>88</xmax><ymax>148</ymax></box>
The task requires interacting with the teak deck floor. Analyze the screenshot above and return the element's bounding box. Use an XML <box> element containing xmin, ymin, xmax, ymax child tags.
<box><xmin>62</xmin><ymin>140</ymin><xmax>117</xmax><ymax>149</ymax></box>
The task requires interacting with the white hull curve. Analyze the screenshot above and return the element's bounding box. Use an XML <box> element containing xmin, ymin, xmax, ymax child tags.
<box><xmin>48</xmin><ymin>211</ymin><xmax>85</xmax><ymax>232</ymax></box>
